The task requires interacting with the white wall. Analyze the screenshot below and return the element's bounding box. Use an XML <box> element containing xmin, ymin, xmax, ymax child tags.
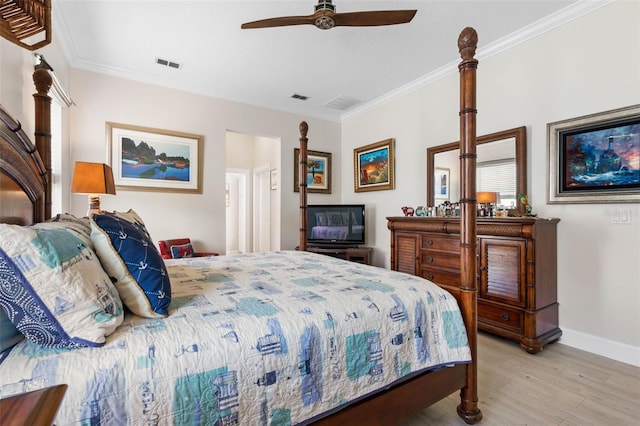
<box><xmin>67</xmin><ymin>69</ymin><xmax>341</xmax><ymax>254</ymax></box>
<box><xmin>342</xmin><ymin>1</ymin><xmax>640</xmax><ymax>365</ymax></box>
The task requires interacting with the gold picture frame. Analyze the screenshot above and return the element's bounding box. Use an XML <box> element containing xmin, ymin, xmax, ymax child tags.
<box><xmin>354</xmin><ymin>138</ymin><xmax>395</xmax><ymax>192</ymax></box>
<box><xmin>107</xmin><ymin>122</ymin><xmax>203</xmax><ymax>193</ymax></box>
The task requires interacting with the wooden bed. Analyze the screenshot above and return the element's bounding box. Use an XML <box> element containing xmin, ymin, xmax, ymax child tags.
<box><xmin>0</xmin><ymin>28</ymin><xmax>481</xmax><ymax>425</ymax></box>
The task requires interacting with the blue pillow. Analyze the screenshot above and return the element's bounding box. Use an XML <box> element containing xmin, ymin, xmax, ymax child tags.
<box><xmin>0</xmin><ymin>222</ymin><xmax>124</xmax><ymax>349</ymax></box>
<box><xmin>170</xmin><ymin>243</ymin><xmax>194</xmax><ymax>259</ymax></box>
<box><xmin>90</xmin><ymin>211</ymin><xmax>171</xmax><ymax>318</ymax></box>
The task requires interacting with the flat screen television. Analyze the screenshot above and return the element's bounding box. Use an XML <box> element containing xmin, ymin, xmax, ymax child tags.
<box><xmin>306</xmin><ymin>204</ymin><xmax>365</xmax><ymax>247</ymax></box>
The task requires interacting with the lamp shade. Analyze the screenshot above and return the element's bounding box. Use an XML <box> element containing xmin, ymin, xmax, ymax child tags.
<box><xmin>71</xmin><ymin>162</ymin><xmax>116</xmax><ymax>195</ymax></box>
<box><xmin>477</xmin><ymin>191</ymin><xmax>497</xmax><ymax>204</ymax></box>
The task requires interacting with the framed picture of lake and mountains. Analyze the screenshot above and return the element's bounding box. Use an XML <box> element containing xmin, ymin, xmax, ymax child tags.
<box><xmin>107</xmin><ymin>122</ymin><xmax>203</xmax><ymax>193</ymax></box>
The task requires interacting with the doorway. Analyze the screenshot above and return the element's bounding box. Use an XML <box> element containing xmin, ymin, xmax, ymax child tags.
<box><xmin>225</xmin><ymin>169</ymin><xmax>249</xmax><ymax>254</ymax></box>
<box><xmin>253</xmin><ymin>164</ymin><xmax>271</xmax><ymax>253</ymax></box>
<box><xmin>225</xmin><ymin>131</ymin><xmax>280</xmax><ymax>254</ymax></box>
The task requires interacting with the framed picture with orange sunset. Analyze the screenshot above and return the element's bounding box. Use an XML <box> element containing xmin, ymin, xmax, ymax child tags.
<box><xmin>354</xmin><ymin>138</ymin><xmax>395</xmax><ymax>192</ymax></box>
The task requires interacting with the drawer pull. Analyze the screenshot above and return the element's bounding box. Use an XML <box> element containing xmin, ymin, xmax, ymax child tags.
<box><xmin>427</xmin><ymin>240</ymin><xmax>433</xmax><ymax>246</ymax></box>
<box><xmin>427</xmin><ymin>273</ymin><xmax>434</xmax><ymax>280</ymax></box>
<box><xmin>501</xmin><ymin>313</ymin><xmax>510</xmax><ymax>321</ymax></box>
<box><xmin>427</xmin><ymin>256</ymin><xmax>433</xmax><ymax>263</ymax></box>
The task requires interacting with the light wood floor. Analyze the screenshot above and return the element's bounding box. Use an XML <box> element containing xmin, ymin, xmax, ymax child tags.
<box><xmin>402</xmin><ymin>332</ymin><xmax>640</xmax><ymax>425</ymax></box>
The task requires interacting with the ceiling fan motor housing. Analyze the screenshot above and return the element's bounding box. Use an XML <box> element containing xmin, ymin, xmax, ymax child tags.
<box><xmin>315</xmin><ymin>1</ymin><xmax>336</xmax><ymax>13</ymax></box>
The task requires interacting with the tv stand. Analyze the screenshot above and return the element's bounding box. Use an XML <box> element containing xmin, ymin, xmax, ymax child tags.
<box><xmin>306</xmin><ymin>246</ymin><xmax>373</xmax><ymax>265</ymax></box>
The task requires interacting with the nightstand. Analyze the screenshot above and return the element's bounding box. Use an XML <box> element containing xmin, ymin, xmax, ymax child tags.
<box><xmin>0</xmin><ymin>384</ymin><xmax>67</xmax><ymax>426</ymax></box>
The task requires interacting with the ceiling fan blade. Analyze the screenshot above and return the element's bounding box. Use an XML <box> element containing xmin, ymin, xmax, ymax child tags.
<box><xmin>241</xmin><ymin>15</ymin><xmax>316</xmax><ymax>29</ymax></box>
<box><xmin>333</xmin><ymin>10</ymin><xmax>417</xmax><ymax>27</ymax></box>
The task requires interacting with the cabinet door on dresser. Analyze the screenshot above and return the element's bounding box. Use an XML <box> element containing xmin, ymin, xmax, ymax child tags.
<box><xmin>392</xmin><ymin>232</ymin><xmax>420</xmax><ymax>275</ymax></box>
<box><xmin>478</xmin><ymin>238</ymin><xmax>526</xmax><ymax>307</ymax></box>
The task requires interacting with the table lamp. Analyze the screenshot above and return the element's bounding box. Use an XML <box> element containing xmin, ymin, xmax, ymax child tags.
<box><xmin>71</xmin><ymin>162</ymin><xmax>116</xmax><ymax>216</ymax></box>
<box><xmin>477</xmin><ymin>191</ymin><xmax>498</xmax><ymax>216</ymax></box>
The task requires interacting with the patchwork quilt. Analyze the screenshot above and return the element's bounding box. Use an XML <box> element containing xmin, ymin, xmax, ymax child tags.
<box><xmin>0</xmin><ymin>251</ymin><xmax>471</xmax><ymax>425</ymax></box>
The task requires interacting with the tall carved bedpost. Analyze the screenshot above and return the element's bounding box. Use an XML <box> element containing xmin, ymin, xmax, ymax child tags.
<box><xmin>457</xmin><ymin>27</ymin><xmax>482</xmax><ymax>424</ymax></box>
<box><xmin>33</xmin><ymin>66</ymin><xmax>53</xmax><ymax>219</ymax></box>
<box><xmin>298</xmin><ymin>121</ymin><xmax>309</xmax><ymax>251</ymax></box>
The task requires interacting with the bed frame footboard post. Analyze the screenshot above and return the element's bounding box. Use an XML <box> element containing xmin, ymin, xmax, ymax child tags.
<box><xmin>299</xmin><ymin>121</ymin><xmax>309</xmax><ymax>251</ymax></box>
<box><xmin>456</xmin><ymin>27</ymin><xmax>483</xmax><ymax>424</ymax></box>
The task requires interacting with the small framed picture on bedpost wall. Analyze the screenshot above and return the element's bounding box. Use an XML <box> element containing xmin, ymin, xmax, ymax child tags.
<box><xmin>294</xmin><ymin>148</ymin><xmax>332</xmax><ymax>193</ymax></box>
<box><xmin>107</xmin><ymin>122</ymin><xmax>203</xmax><ymax>193</ymax></box>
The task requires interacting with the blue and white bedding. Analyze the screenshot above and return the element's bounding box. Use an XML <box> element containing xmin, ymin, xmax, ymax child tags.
<box><xmin>0</xmin><ymin>250</ymin><xmax>470</xmax><ymax>425</ymax></box>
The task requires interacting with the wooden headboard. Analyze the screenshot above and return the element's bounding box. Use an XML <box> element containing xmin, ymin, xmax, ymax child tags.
<box><xmin>0</xmin><ymin>67</ymin><xmax>52</xmax><ymax>225</ymax></box>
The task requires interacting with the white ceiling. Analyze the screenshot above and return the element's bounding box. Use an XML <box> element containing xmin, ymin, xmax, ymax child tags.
<box><xmin>52</xmin><ymin>0</ymin><xmax>600</xmax><ymax>122</ymax></box>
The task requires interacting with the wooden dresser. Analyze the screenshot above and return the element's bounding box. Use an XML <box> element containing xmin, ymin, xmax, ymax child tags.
<box><xmin>387</xmin><ymin>216</ymin><xmax>561</xmax><ymax>353</ymax></box>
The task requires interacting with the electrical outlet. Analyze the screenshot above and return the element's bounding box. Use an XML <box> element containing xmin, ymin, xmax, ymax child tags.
<box><xmin>611</xmin><ymin>209</ymin><xmax>632</xmax><ymax>224</ymax></box>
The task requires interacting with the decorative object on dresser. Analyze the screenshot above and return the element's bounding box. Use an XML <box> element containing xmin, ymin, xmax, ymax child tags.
<box><xmin>388</xmin><ymin>216</ymin><xmax>561</xmax><ymax>354</ymax></box>
<box><xmin>70</xmin><ymin>161</ymin><xmax>116</xmax><ymax>216</ymax></box>
<box><xmin>547</xmin><ymin>104</ymin><xmax>640</xmax><ymax>204</ymax></box>
<box><xmin>354</xmin><ymin>138</ymin><xmax>395</xmax><ymax>192</ymax></box>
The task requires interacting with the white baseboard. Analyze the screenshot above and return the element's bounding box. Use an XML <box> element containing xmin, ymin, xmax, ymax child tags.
<box><xmin>559</xmin><ymin>327</ymin><xmax>640</xmax><ymax>367</ymax></box>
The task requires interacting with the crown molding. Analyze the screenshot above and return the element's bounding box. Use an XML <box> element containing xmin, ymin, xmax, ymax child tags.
<box><xmin>341</xmin><ymin>0</ymin><xmax>615</xmax><ymax>123</ymax></box>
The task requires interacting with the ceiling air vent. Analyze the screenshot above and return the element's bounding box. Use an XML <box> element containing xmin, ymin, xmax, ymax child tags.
<box><xmin>324</xmin><ymin>95</ymin><xmax>359</xmax><ymax>111</ymax></box>
<box><xmin>291</xmin><ymin>93</ymin><xmax>308</xmax><ymax>101</ymax></box>
<box><xmin>156</xmin><ymin>58</ymin><xmax>181</xmax><ymax>69</ymax></box>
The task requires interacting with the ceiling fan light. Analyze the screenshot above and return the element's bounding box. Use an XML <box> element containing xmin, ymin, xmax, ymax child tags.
<box><xmin>315</xmin><ymin>16</ymin><xmax>335</xmax><ymax>30</ymax></box>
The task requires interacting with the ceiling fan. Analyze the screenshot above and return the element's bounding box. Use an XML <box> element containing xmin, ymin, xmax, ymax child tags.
<box><xmin>241</xmin><ymin>0</ymin><xmax>417</xmax><ymax>30</ymax></box>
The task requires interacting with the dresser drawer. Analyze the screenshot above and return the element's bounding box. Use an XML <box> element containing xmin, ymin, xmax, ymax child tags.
<box><xmin>478</xmin><ymin>301</ymin><xmax>523</xmax><ymax>333</ymax></box>
<box><xmin>420</xmin><ymin>267</ymin><xmax>460</xmax><ymax>287</ymax></box>
<box><xmin>421</xmin><ymin>235</ymin><xmax>460</xmax><ymax>252</ymax></box>
<box><xmin>420</xmin><ymin>250</ymin><xmax>460</xmax><ymax>269</ymax></box>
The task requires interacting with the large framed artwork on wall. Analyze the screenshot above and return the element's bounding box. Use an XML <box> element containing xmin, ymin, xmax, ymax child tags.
<box><xmin>107</xmin><ymin>122</ymin><xmax>203</xmax><ymax>193</ymax></box>
<box><xmin>353</xmin><ymin>138</ymin><xmax>395</xmax><ymax>192</ymax></box>
<box><xmin>547</xmin><ymin>105</ymin><xmax>640</xmax><ymax>204</ymax></box>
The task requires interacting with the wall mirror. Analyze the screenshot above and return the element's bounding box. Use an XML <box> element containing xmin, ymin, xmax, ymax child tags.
<box><xmin>427</xmin><ymin>126</ymin><xmax>527</xmax><ymax>214</ymax></box>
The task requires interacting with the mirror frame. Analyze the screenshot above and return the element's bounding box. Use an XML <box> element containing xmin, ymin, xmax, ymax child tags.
<box><xmin>427</xmin><ymin>126</ymin><xmax>527</xmax><ymax>214</ymax></box>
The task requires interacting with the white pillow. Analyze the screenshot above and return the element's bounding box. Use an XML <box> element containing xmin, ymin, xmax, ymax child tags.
<box><xmin>0</xmin><ymin>221</ymin><xmax>124</xmax><ymax>349</ymax></box>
